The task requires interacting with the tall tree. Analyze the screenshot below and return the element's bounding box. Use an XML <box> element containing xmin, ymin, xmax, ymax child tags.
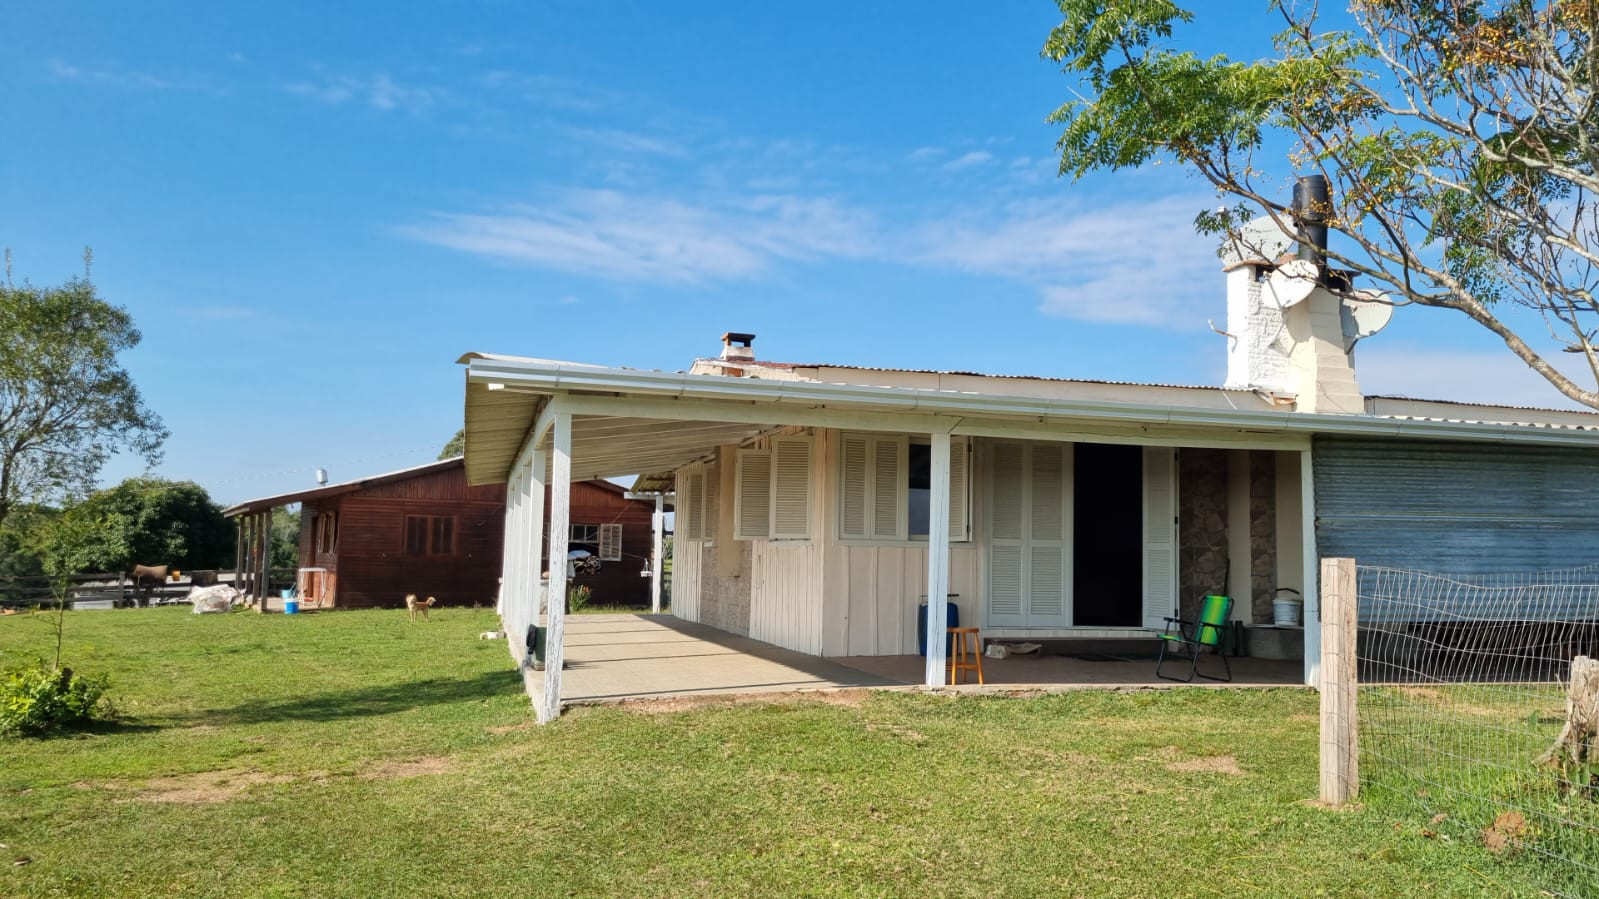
<box><xmin>42</xmin><ymin>477</ymin><xmax>234</xmax><ymax>573</ymax></box>
<box><xmin>0</xmin><ymin>274</ymin><xmax>166</xmax><ymax>528</ymax></box>
<box><xmin>1045</xmin><ymin>0</ymin><xmax>1599</xmax><ymax>408</ymax></box>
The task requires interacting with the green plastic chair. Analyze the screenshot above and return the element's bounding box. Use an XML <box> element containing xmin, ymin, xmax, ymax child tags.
<box><xmin>1155</xmin><ymin>594</ymin><xmax>1234</xmax><ymax>683</ymax></box>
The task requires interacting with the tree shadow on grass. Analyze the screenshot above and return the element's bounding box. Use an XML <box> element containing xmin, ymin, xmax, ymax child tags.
<box><xmin>196</xmin><ymin>668</ymin><xmax>524</xmax><ymax>726</ymax></box>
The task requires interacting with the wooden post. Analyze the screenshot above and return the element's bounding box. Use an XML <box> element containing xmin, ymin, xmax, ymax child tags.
<box><xmin>650</xmin><ymin>494</ymin><xmax>664</xmax><ymax>614</ymax></box>
<box><xmin>233</xmin><ymin>517</ymin><xmax>244</xmax><ymax>595</ymax></box>
<box><xmin>924</xmin><ymin>431</ymin><xmax>952</xmax><ymax>687</ymax></box>
<box><xmin>257</xmin><ymin>512</ymin><xmax>271</xmax><ymax>611</ymax></box>
<box><xmin>1319</xmin><ymin>556</ymin><xmax>1358</xmax><ymax>805</ymax></box>
<box><xmin>540</xmin><ymin>415</ymin><xmax>571</xmax><ymax>724</ymax></box>
<box><xmin>526</xmin><ymin>447</ymin><xmax>547</xmax><ymax>641</ymax></box>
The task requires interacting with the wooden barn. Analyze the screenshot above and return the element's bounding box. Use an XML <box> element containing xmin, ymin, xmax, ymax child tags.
<box><xmin>223</xmin><ymin>459</ymin><xmax>656</xmax><ymax>610</ymax></box>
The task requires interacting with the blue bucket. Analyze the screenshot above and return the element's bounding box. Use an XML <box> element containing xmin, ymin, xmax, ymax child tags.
<box><xmin>284</xmin><ymin>599</ymin><xmax>300</xmax><ymax>615</ymax></box>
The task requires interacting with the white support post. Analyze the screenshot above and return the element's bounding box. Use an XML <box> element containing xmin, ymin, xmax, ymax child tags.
<box><xmin>540</xmin><ymin>413</ymin><xmax>571</xmax><ymax>724</ymax></box>
<box><xmin>526</xmin><ymin>448</ymin><xmax>546</xmax><ymax>652</ymax></box>
<box><xmin>924</xmin><ymin>431</ymin><xmax>952</xmax><ymax>687</ymax></box>
<box><xmin>650</xmin><ymin>494</ymin><xmax>664</xmax><ymax>614</ymax></box>
<box><xmin>499</xmin><ymin>471</ymin><xmax>520</xmax><ymax>623</ymax></box>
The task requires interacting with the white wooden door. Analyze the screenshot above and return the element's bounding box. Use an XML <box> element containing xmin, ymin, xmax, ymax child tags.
<box><xmin>1141</xmin><ymin>446</ymin><xmax>1179</xmax><ymax>629</ymax></box>
<box><xmin>987</xmin><ymin>441</ymin><xmax>1072</xmax><ymax>628</ymax></box>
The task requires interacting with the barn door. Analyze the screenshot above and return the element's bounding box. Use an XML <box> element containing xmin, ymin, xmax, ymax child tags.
<box><xmin>1141</xmin><ymin>446</ymin><xmax>1179</xmax><ymax>629</ymax></box>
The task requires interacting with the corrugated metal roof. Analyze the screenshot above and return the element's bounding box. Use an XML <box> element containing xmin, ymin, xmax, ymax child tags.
<box><xmin>694</xmin><ymin>357</ymin><xmax>1230</xmax><ymax>392</ymax></box>
<box><xmin>223</xmin><ymin>457</ymin><xmax>465</xmax><ymax>517</ymax></box>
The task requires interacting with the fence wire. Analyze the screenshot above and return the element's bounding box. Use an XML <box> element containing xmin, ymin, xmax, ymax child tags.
<box><xmin>1357</xmin><ymin>563</ymin><xmax>1599</xmax><ymax>895</ymax></box>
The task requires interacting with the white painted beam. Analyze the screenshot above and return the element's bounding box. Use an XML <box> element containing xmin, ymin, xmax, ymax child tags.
<box><xmin>651</xmin><ymin>495</ymin><xmax>663</xmax><ymax>614</ymax></box>
<box><xmin>540</xmin><ymin>414</ymin><xmax>571</xmax><ymax>724</ymax></box>
<box><xmin>925</xmin><ymin>431</ymin><xmax>952</xmax><ymax>687</ymax></box>
<box><xmin>1300</xmin><ymin>446</ymin><xmax>1320</xmax><ymax>687</ymax></box>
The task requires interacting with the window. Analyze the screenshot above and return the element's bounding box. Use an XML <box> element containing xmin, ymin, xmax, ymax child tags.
<box><xmin>839</xmin><ymin>434</ymin><xmax>970</xmax><ymax>542</ymax></box>
<box><xmin>314</xmin><ymin>512</ymin><xmax>338</xmax><ymax>555</ymax></box>
<box><xmin>599</xmin><ymin>523</ymin><xmax>622</xmax><ymax>561</ymax></box>
<box><xmin>570</xmin><ymin>524</ymin><xmax>599</xmax><ymax>548</ymax></box>
<box><xmin>404</xmin><ymin>515</ymin><xmax>455</xmax><ymax>556</ymax></box>
<box><xmin>734</xmin><ymin>437</ymin><xmax>813</xmax><ymax>540</ymax></box>
<box><xmin>678</xmin><ymin>468</ymin><xmax>707</xmax><ymax>540</ymax></box>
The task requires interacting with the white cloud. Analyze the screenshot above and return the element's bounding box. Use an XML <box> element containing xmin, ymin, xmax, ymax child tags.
<box><xmin>908</xmin><ymin>146</ymin><xmax>944</xmax><ymax>162</ymax></box>
<box><xmin>399</xmin><ymin>189</ymin><xmax>878</xmax><ymax>283</ymax></box>
<box><xmin>916</xmin><ymin>195</ymin><xmax>1220</xmax><ymax>327</ymax></box>
<box><xmin>48</xmin><ymin>58</ymin><xmax>208</xmax><ymax>92</ymax></box>
<box><xmin>561</xmin><ymin>126</ymin><xmax>686</xmax><ymax>158</ymax></box>
<box><xmin>286</xmin><ymin>73</ymin><xmax>435</xmax><ymax>113</ymax></box>
<box><xmin>942</xmin><ymin>150</ymin><xmax>993</xmax><ymax>171</ymax></box>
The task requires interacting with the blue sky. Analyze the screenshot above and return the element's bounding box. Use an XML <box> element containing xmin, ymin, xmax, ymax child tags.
<box><xmin>3</xmin><ymin>1</ymin><xmax>1585</xmax><ymax>506</ymax></box>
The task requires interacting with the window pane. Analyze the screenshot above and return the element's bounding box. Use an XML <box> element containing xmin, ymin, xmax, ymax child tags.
<box><xmin>907</xmin><ymin>442</ymin><xmax>931</xmax><ymax>537</ymax></box>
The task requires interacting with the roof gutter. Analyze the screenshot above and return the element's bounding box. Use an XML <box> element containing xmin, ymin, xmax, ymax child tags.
<box><xmin>465</xmin><ymin>358</ymin><xmax>1599</xmax><ymax>449</ymax></box>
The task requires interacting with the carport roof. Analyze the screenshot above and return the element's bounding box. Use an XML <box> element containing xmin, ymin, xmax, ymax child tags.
<box><xmin>457</xmin><ymin>352</ymin><xmax>1599</xmax><ymax>487</ymax></box>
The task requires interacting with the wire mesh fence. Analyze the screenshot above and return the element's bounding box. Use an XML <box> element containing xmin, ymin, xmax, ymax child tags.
<box><xmin>1356</xmin><ymin>562</ymin><xmax>1599</xmax><ymax>895</ymax></box>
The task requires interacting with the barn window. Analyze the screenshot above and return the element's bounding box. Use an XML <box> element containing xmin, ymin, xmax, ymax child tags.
<box><xmin>599</xmin><ymin>523</ymin><xmax>622</xmax><ymax>561</ymax></box>
<box><xmin>404</xmin><ymin>515</ymin><xmax>455</xmax><ymax>556</ymax></box>
<box><xmin>315</xmin><ymin>512</ymin><xmax>338</xmax><ymax>554</ymax></box>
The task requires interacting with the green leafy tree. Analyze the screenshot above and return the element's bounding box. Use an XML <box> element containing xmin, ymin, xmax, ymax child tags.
<box><xmin>0</xmin><ymin>271</ymin><xmax>167</xmax><ymax>529</ymax></box>
<box><xmin>1045</xmin><ymin>0</ymin><xmax>1599</xmax><ymax>408</ymax></box>
<box><xmin>43</xmin><ymin>478</ymin><xmax>234</xmax><ymax>573</ymax></box>
<box><xmin>440</xmin><ymin>428</ymin><xmax>465</xmax><ymax>460</ymax></box>
<box><xmin>269</xmin><ymin>508</ymin><xmax>301</xmax><ymax>569</ymax></box>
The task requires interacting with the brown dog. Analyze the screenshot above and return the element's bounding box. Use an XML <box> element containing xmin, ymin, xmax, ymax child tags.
<box><xmin>405</xmin><ymin>594</ymin><xmax>437</xmax><ymax>622</ymax></box>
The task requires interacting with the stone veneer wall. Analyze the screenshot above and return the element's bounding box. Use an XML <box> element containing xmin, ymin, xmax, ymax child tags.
<box><xmin>1178</xmin><ymin>448</ymin><xmax>1229</xmax><ymax>623</ymax></box>
<box><xmin>1248</xmin><ymin>452</ymin><xmax>1278</xmax><ymax>623</ymax></box>
<box><xmin>693</xmin><ymin>460</ymin><xmax>752</xmax><ymax>636</ymax></box>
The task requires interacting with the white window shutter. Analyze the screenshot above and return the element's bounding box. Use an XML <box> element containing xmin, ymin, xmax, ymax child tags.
<box><xmin>771</xmin><ymin>437</ymin><xmax>812</xmax><ymax>539</ymax></box>
<box><xmin>1142</xmin><ymin>446</ymin><xmax>1178</xmax><ymax>629</ymax></box>
<box><xmin>734</xmin><ymin>449</ymin><xmax>773</xmax><ymax>540</ymax></box>
<box><xmin>840</xmin><ymin>434</ymin><xmax>869</xmax><ymax>539</ymax></box>
<box><xmin>987</xmin><ymin>442</ymin><xmax>1026</xmax><ymax>625</ymax></box>
<box><xmin>682</xmin><ymin>469</ymin><xmax>705</xmax><ymax>541</ymax></box>
<box><xmin>948</xmin><ymin>436</ymin><xmax>970</xmax><ymax>542</ymax></box>
<box><xmin>870</xmin><ymin>437</ymin><xmax>907</xmax><ymax>541</ymax></box>
<box><xmin>599</xmin><ymin>523</ymin><xmax>622</xmax><ymax>561</ymax></box>
<box><xmin>704</xmin><ymin>463</ymin><xmax>720</xmax><ymax>541</ymax></box>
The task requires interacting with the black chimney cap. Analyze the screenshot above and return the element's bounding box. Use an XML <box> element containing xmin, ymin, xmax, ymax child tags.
<box><xmin>722</xmin><ymin>332</ymin><xmax>756</xmax><ymax>346</ymax></box>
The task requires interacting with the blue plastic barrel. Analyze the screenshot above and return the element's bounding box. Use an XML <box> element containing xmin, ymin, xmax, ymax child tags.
<box><xmin>917</xmin><ymin>601</ymin><xmax>959</xmax><ymax>656</ymax></box>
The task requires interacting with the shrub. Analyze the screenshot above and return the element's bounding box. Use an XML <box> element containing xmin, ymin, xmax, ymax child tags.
<box><xmin>567</xmin><ymin>585</ymin><xmax>593</xmax><ymax>613</ymax></box>
<box><xmin>0</xmin><ymin>663</ymin><xmax>110</xmax><ymax>736</ymax></box>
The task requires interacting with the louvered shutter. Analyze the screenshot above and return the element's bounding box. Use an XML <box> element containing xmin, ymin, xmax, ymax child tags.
<box><xmin>704</xmin><ymin>463</ymin><xmax>720</xmax><ymax>542</ymax></box>
<box><xmin>988</xmin><ymin>442</ymin><xmax>1026</xmax><ymax>626</ymax></box>
<box><xmin>840</xmin><ymin>434</ymin><xmax>869</xmax><ymax>539</ymax></box>
<box><xmin>735</xmin><ymin>449</ymin><xmax>773</xmax><ymax>540</ymax></box>
<box><xmin>1142</xmin><ymin>446</ymin><xmax>1178</xmax><ymax>629</ymax></box>
<box><xmin>771</xmin><ymin>437</ymin><xmax>812</xmax><ymax>539</ymax></box>
<box><xmin>871</xmin><ymin>438</ymin><xmax>907</xmax><ymax>540</ymax></box>
<box><xmin>682</xmin><ymin>469</ymin><xmax>705</xmax><ymax>541</ymax></box>
<box><xmin>1029</xmin><ymin>443</ymin><xmax>1067</xmax><ymax>624</ymax></box>
<box><xmin>599</xmin><ymin>523</ymin><xmax>622</xmax><ymax>561</ymax></box>
<box><xmin>948</xmin><ymin>437</ymin><xmax>970</xmax><ymax>542</ymax></box>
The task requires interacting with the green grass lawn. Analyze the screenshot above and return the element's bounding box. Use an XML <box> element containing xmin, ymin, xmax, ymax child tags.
<box><xmin>0</xmin><ymin>607</ymin><xmax>1573</xmax><ymax>897</ymax></box>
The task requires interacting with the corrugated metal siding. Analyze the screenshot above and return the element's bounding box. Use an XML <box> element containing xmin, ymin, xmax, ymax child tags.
<box><xmin>1314</xmin><ymin>436</ymin><xmax>1599</xmax><ymax>573</ymax></box>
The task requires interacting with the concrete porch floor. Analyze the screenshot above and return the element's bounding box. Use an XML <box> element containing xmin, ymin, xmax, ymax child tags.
<box><xmin>551</xmin><ymin>614</ymin><xmax>1304</xmax><ymax>707</ymax></box>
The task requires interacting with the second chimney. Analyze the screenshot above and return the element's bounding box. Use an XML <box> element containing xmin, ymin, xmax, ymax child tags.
<box><xmin>720</xmin><ymin>332</ymin><xmax>756</xmax><ymax>363</ymax></box>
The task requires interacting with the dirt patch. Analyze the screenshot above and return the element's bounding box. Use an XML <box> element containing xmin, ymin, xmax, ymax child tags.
<box><xmin>357</xmin><ymin>756</ymin><xmax>450</xmax><ymax>780</ymax></box>
<box><xmin>1166</xmin><ymin>755</ymin><xmax>1246</xmax><ymax>776</ymax></box>
<box><xmin>618</xmin><ymin>688</ymin><xmax>873</xmax><ymax>715</ymax></box>
<box><xmin>131</xmin><ymin>770</ymin><xmax>296</xmax><ymax>804</ymax></box>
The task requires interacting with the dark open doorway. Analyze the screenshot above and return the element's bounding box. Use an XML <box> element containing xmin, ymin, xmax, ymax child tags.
<box><xmin>1073</xmin><ymin>443</ymin><xmax>1143</xmax><ymax>626</ymax></box>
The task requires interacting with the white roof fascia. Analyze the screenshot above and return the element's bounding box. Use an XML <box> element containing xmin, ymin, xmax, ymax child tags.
<box><xmin>465</xmin><ymin>357</ymin><xmax>1599</xmax><ymax>449</ymax></box>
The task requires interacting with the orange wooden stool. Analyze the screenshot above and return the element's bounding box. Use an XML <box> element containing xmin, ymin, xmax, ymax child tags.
<box><xmin>947</xmin><ymin>627</ymin><xmax>985</xmax><ymax>685</ymax></box>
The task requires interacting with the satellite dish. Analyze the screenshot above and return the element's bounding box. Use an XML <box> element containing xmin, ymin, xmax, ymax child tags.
<box><xmin>1264</xmin><ymin>258</ymin><xmax>1319</xmax><ymax>309</ymax></box>
<box><xmin>1219</xmin><ymin>215</ymin><xmax>1295</xmax><ymax>267</ymax></box>
<box><xmin>1341</xmin><ymin>288</ymin><xmax>1394</xmax><ymax>347</ymax></box>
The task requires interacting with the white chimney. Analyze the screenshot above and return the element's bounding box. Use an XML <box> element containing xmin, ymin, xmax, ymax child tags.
<box><xmin>720</xmin><ymin>331</ymin><xmax>755</xmax><ymax>363</ymax></box>
<box><xmin>1220</xmin><ymin>179</ymin><xmax>1366</xmax><ymax>414</ymax></box>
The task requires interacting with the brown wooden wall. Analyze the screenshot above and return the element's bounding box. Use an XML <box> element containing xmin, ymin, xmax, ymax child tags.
<box><xmin>287</xmin><ymin>466</ymin><xmax>656</xmax><ymax>610</ymax></box>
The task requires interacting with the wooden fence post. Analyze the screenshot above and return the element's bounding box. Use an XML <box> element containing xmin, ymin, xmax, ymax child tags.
<box><xmin>1320</xmin><ymin>556</ymin><xmax>1358</xmax><ymax>805</ymax></box>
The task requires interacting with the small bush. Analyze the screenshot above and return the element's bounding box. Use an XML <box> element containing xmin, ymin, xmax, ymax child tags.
<box><xmin>0</xmin><ymin>663</ymin><xmax>110</xmax><ymax>736</ymax></box>
<box><xmin>567</xmin><ymin>584</ymin><xmax>593</xmax><ymax>613</ymax></box>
